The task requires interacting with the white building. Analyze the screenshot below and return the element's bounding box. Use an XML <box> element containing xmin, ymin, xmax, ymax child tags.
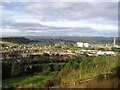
<box><xmin>84</xmin><ymin>43</ymin><xmax>89</xmax><ymax>47</ymax></box>
<box><xmin>77</xmin><ymin>42</ymin><xmax>84</xmax><ymax>47</ymax></box>
<box><xmin>115</xmin><ymin>45</ymin><xmax>120</xmax><ymax>48</ymax></box>
<box><xmin>96</xmin><ymin>51</ymin><xmax>116</xmax><ymax>56</ymax></box>
<box><xmin>77</xmin><ymin>42</ymin><xmax>89</xmax><ymax>48</ymax></box>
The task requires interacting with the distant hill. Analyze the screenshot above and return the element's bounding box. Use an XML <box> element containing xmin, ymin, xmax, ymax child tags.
<box><xmin>26</xmin><ymin>36</ymin><xmax>120</xmax><ymax>44</ymax></box>
<box><xmin>1</xmin><ymin>37</ymin><xmax>37</xmax><ymax>44</ymax></box>
<box><xmin>1</xmin><ymin>36</ymin><xmax>119</xmax><ymax>44</ymax></box>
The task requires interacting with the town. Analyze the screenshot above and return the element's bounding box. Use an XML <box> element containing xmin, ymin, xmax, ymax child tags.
<box><xmin>1</xmin><ymin>37</ymin><xmax>119</xmax><ymax>61</ymax></box>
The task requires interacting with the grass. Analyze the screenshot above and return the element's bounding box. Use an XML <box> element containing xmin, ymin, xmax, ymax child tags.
<box><xmin>0</xmin><ymin>41</ymin><xmax>18</xmax><ymax>46</ymax></box>
<box><xmin>54</xmin><ymin>56</ymin><xmax>119</xmax><ymax>85</ymax></box>
<box><xmin>67</xmin><ymin>78</ymin><xmax>118</xmax><ymax>88</ymax></box>
<box><xmin>2</xmin><ymin>56</ymin><xmax>119</xmax><ymax>88</ymax></box>
<box><xmin>2</xmin><ymin>74</ymin><xmax>51</xmax><ymax>88</ymax></box>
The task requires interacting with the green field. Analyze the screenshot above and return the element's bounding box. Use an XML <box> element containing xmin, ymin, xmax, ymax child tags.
<box><xmin>3</xmin><ymin>74</ymin><xmax>51</xmax><ymax>88</ymax></box>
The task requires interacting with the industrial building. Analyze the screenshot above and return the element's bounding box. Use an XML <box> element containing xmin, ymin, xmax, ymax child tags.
<box><xmin>76</xmin><ymin>42</ymin><xmax>83</xmax><ymax>47</ymax></box>
<box><xmin>84</xmin><ymin>43</ymin><xmax>89</xmax><ymax>47</ymax></box>
<box><xmin>77</xmin><ymin>42</ymin><xmax>89</xmax><ymax>48</ymax></box>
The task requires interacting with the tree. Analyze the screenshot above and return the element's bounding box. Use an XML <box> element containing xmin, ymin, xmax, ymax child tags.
<box><xmin>25</xmin><ymin>66</ymin><xmax>32</xmax><ymax>75</ymax></box>
<box><xmin>2</xmin><ymin>62</ymin><xmax>12</xmax><ymax>79</ymax></box>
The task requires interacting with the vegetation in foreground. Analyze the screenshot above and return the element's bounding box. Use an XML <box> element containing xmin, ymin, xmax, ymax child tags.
<box><xmin>46</xmin><ymin>56</ymin><xmax>119</xmax><ymax>87</ymax></box>
<box><xmin>67</xmin><ymin>78</ymin><xmax>118</xmax><ymax>88</ymax></box>
<box><xmin>3</xmin><ymin>74</ymin><xmax>50</xmax><ymax>88</ymax></box>
<box><xmin>2</xmin><ymin>55</ymin><xmax>119</xmax><ymax>88</ymax></box>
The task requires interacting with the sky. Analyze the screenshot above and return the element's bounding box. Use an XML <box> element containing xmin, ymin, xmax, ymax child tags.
<box><xmin>1</xmin><ymin>0</ymin><xmax>119</xmax><ymax>37</ymax></box>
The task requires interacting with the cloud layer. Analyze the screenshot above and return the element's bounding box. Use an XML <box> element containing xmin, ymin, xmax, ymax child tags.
<box><xmin>1</xmin><ymin>1</ymin><xmax>118</xmax><ymax>37</ymax></box>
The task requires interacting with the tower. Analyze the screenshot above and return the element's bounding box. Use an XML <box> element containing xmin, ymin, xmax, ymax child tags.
<box><xmin>113</xmin><ymin>37</ymin><xmax>116</xmax><ymax>47</ymax></box>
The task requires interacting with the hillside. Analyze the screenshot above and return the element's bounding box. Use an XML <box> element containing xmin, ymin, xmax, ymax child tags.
<box><xmin>0</xmin><ymin>41</ymin><xmax>18</xmax><ymax>46</ymax></box>
<box><xmin>1</xmin><ymin>36</ymin><xmax>119</xmax><ymax>44</ymax></box>
<box><xmin>1</xmin><ymin>37</ymin><xmax>37</xmax><ymax>44</ymax></box>
<box><xmin>2</xmin><ymin>55</ymin><xmax>119</xmax><ymax>88</ymax></box>
<box><xmin>26</xmin><ymin>36</ymin><xmax>120</xmax><ymax>44</ymax></box>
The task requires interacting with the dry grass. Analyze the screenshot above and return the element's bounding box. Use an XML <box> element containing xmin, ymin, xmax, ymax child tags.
<box><xmin>0</xmin><ymin>41</ymin><xmax>18</xmax><ymax>46</ymax></box>
<box><xmin>68</xmin><ymin>79</ymin><xmax>118</xmax><ymax>88</ymax></box>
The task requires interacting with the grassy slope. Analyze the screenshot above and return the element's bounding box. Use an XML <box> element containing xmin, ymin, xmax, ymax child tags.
<box><xmin>0</xmin><ymin>41</ymin><xmax>18</xmax><ymax>46</ymax></box>
<box><xmin>2</xmin><ymin>56</ymin><xmax>119</xmax><ymax>88</ymax></box>
<box><xmin>68</xmin><ymin>78</ymin><xmax>118</xmax><ymax>88</ymax></box>
<box><xmin>55</xmin><ymin>56</ymin><xmax>119</xmax><ymax>84</ymax></box>
<box><xmin>3</xmin><ymin>74</ymin><xmax>50</xmax><ymax>88</ymax></box>
<box><xmin>2</xmin><ymin>37</ymin><xmax>35</xmax><ymax>44</ymax></box>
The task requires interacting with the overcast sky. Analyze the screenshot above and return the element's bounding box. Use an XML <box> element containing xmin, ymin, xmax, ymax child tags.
<box><xmin>1</xmin><ymin>0</ymin><xmax>119</xmax><ymax>37</ymax></box>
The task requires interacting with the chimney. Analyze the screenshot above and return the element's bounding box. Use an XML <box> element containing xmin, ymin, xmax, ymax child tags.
<box><xmin>113</xmin><ymin>37</ymin><xmax>116</xmax><ymax>47</ymax></box>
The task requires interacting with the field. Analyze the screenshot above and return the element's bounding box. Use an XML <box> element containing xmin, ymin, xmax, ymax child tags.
<box><xmin>0</xmin><ymin>41</ymin><xmax>18</xmax><ymax>46</ymax></box>
<box><xmin>3</xmin><ymin>74</ymin><xmax>51</xmax><ymax>88</ymax></box>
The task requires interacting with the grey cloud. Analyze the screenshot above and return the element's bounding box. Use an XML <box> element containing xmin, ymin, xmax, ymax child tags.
<box><xmin>2</xmin><ymin>19</ymin><xmax>91</xmax><ymax>32</ymax></box>
<box><xmin>18</xmin><ymin>27</ymin><xmax>117</xmax><ymax>37</ymax></box>
<box><xmin>2</xmin><ymin>2</ymin><xmax>118</xmax><ymax>21</ymax></box>
<box><xmin>2</xmin><ymin>1</ymin><xmax>118</xmax><ymax>37</ymax></box>
<box><xmin>2</xmin><ymin>19</ymin><xmax>117</xmax><ymax>37</ymax></box>
<box><xmin>27</xmin><ymin>2</ymin><xmax>118</xmax><ymax>20</ymax></box>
